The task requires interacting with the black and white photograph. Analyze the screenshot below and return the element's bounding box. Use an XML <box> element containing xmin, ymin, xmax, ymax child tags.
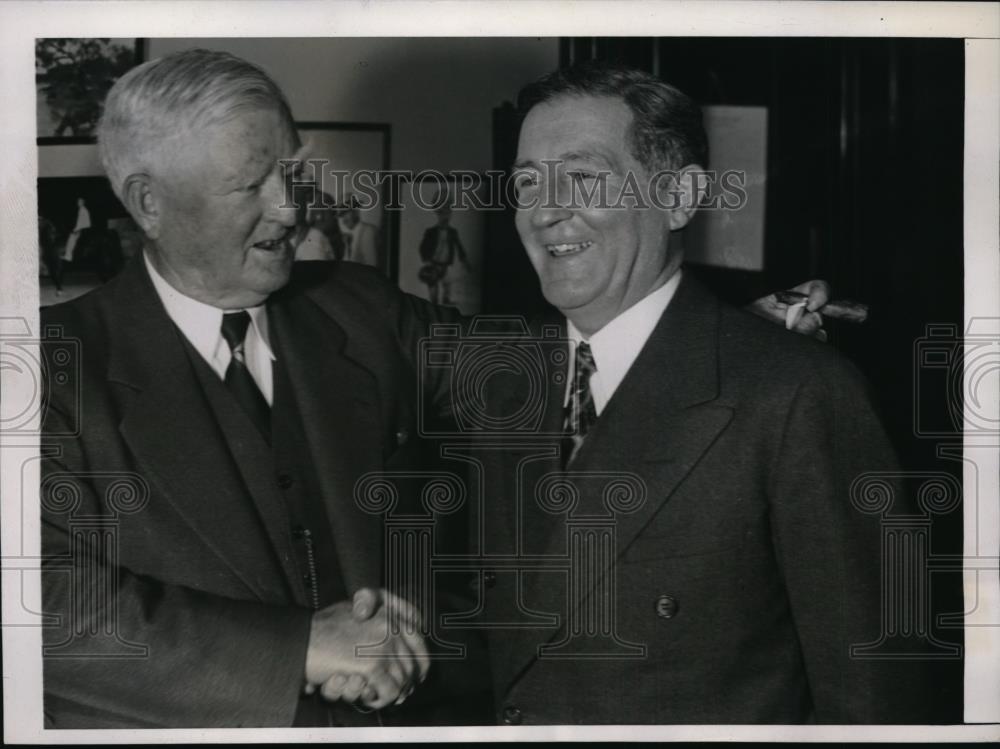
<box><xmin>397</xmin><ymin>175</ymin><xmax>486</xmax><ymax>314</ymax></box>
<box><xmin>0</xmin><ymin>2</ymin><xmax>997</xmax><ymax>744</ymax></box>
<box><xmin>293</xmin><ymin>122</ymin><xmax>391</xmax><ymax>274</ymax></box>
<box><xmin>37</xmin><ymin>175</ymin><xmax>139</xmax><ymax>305</ymax></box>
<box><xmin>35</xmin><ymin>37</ymin><xmax>145</xmax><ymax>143</ymax></box>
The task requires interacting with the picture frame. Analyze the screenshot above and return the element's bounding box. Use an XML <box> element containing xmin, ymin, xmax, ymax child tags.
<box><xmin>35</xmin><ymin>38</ymin><xmax>146</xmax><ymax>144</ymax></box>
<box><xmin>36</xmin><ymin>174</ymin><xmax>141</xmax><ymax>304</ymax></box>
<box><xmin>395</xmin><ymin>173</ymin><xmax>487</xmax><ymax>315</ymax></box>
<box><xmin>679</xmin><ymin>105</ymin><xmax>769</xmax><ymax>272</ymax></box>
<box><xmin>294</xmin><ymin>122</ymin><xmax>393</xmax><ymax>277</ymax></box>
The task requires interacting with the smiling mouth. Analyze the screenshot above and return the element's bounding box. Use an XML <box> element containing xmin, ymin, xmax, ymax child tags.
<box><xmin>546</xmin><ymin>241</ymin><xmax>593</xmax><ymax>257</ymax></box>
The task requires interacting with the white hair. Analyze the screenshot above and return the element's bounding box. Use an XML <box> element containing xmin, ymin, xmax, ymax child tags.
<box><xmin>98</xmin><ymin>49</ymin><xmax>296</xmax><ymax>198</ymax></box>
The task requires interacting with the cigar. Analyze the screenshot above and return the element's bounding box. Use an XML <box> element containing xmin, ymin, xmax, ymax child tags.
<box><xmin>775</xmin><ymin>290</ymin><xmax>869</xmax><ymax>323</ymax></box>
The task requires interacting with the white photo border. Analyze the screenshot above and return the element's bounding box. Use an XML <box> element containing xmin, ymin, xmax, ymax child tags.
<box><xmin>1</xmin><ymin>1</ymin><xmax>997</xmax><ymax>744</ymax></box>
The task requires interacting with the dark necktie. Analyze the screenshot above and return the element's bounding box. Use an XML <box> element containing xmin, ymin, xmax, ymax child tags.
<box><xmin>563</xmin><ymin>340</ymin><xmax>598</xmax><ymax>468</ymax></box>
<box><xmin>221</xmin><ymin>311</ymin><xmax>271</xmax><ymax>442</ymax></box>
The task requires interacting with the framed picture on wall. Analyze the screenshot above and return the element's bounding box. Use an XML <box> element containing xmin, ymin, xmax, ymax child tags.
<box><xmin>294</xmin><ymin>122</ymin><xmax>393</xmax><ymax>277</ymax></box>
<box><xmin>396</xmin><ymin>174</ymin><xmax>487</xmax><ymax>315</ymax></box>
<box><xmin>37</xmin><ymin>174</ymin><xmax>138</xmax><ymax>278</ymax></box>
<box><xmin>678</xmin><ymin>105</ymin><xmax>769</xmax><ymax>272</ymax></box>
<box><xmin>36</xmin><ymin>38</ymin><xmax>146</xmax><ymax>144</ymax></box>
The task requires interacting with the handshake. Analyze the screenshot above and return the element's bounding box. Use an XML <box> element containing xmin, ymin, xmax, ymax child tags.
<box><xmin>303</xmin><ymin>588</ymin><xmax>430</xmax><ymax>710</ymax></box>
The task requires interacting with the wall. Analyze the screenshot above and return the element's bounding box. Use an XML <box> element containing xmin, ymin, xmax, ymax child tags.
<box><xmin>148</xmin><ymin>37</ymin><xmax>558</xmax><ymax>173</ymax></box>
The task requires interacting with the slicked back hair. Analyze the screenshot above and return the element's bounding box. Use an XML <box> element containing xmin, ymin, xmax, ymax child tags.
<box><xmin>516</xmin><ymin>62</ymin><xmax>709</xmax><ymax>173</ymax></box>
<box><xmin>98</xmin><ymin>48</ymin><xmax>296</xmax><ymax>198</ymax></box>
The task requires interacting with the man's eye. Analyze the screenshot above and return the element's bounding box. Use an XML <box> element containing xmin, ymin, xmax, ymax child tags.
<box><xmin>512</xmin><ymin>173</ymin><xmax>539</xmax><ymax>193</ymax></box>
<box><xmin>568</xmin><ymin>171</ymin><xmax>598</xmax><ymax>183</ymax></box>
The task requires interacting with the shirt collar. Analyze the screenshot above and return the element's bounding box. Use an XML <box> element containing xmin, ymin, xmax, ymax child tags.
<box><xmin>143</xmin><ymin>251</ymin><xmax>275</xmax><ymax>364</ymax></box>
<box><xmin>567</xmin><ymin>269</ymin><xmax>682</xmax><ymax>408</ymax></box>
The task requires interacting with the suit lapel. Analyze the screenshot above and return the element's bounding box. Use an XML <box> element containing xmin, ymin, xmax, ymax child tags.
<box><xmin>483</xmin><ymin>314</ymin><xmax>566</xmax><ymax>683</ymax></box>
<box><xmin>109</xmin><ymin>259</ymin><xmax>287</xmax><ymax>601</ymax></box>
<box><xmin>507</xmin><ymin>276</ymin><xmax>734</xmax><ymax>684</ymax></box>
<box><xmin>268</xmin><ymin>281</ymin><xmax>385</xmax><ymax>593</ymax></box>
<box><xmin>494</xmin><ymin>314</ymin><xmax>568</xmax><ymax>557</ymax></box>
<box><xmin>572</xmin><ymin>276</ymin><xmax>733</xmax><ymax>558</ymax></box>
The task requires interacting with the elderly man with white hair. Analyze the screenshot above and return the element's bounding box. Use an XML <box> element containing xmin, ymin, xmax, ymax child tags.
<box><xmin>39</xmin><ymin>48</ymin><xmax>485</xmax><ymax>729</ymax></box>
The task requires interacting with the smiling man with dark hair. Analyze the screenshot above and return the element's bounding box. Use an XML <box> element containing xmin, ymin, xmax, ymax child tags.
<box><xmin>468</xmin><ymin>62</ymin><xmax>933</xmax><ymax>725</ymax></box>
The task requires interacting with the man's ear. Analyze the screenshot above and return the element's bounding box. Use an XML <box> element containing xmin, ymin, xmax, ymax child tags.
<box><xmin>120</xmin><ymin>173</ymin><xmax>160</xmax><ymax>240</ymax></box>
<box><xmin>657</xmin><ymin>164</ymin><xmax>706</xmax><ymax>231</ymax></box>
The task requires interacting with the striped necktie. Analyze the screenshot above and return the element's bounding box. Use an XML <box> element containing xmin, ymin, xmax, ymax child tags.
<box><xmin>563</xmin><ymin>340</ymin><xmax>598</xmax><ymax>468</ymax></box>
<box><xmin>220</xmin><ymin>311</ymin><xmax>271</xmax><ymax>442</ymax></box>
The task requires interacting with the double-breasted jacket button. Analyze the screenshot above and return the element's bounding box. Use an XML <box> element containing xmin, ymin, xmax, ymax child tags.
<box><xmin>276</xmin><ymin>473</ymin><xmax>294</xmax><ymax>490</ymax></box>
<box><xmin>483</xmin><ymin>570</ymin><xmax>497</xmax><ymax>588</ymax></box>
<box><xmin>502</xmin><ymin>705</ymin><xmax>523</xmax><ymax>725</ymax></box>
<box><xmin>655</xmin><ymin>594</ymin><xmax>679</xmax><ymax>619</ymax></box>
<box><xmin>395</xmin><ymin>426</ymin><xmax>409</xmax><ymax>446</ymax></box>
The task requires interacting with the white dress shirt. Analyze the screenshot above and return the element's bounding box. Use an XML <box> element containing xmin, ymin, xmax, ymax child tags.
<box><xmin>144</xmin><ymin>252</ymin><xmax>276</xmax><ymax>405</ymax></box>
<box><xmin>566</xmin><ymin>270</ymin><xmax>682</xmax><ymax>416</ymax></box>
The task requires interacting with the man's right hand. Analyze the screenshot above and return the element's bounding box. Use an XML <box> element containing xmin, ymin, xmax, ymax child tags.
<box><xmin>749</xmin><ymin>279</ymin><xmax>831</xmax><ymax>340</ymax></box>
<box><xmin>303</xmin><ymin>588</ymin><xmax>429</xmax><ymax>710</ymax></box>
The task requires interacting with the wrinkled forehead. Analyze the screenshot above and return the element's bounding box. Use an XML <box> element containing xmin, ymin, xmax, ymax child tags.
<box><xmin>521</xmin><ymin>93</ymin><xmax>631</xmax><ymax>141</ymax></box>
<box><xmin>148</xmin><ymin>105</ymin><xmax>300</xmax><ymax>187</ymax></box>
<box><xmin>516</xmin><ymin>94</ymin><xmax>635</xmax><ymax>165</ymax></box>
<box><xmin>187</xmin><ymin>97</ymin><xmax>299</xmax><ymax>145</ymax></box>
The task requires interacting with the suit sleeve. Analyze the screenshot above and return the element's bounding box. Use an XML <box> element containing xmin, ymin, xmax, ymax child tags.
<box><xmin>382</xmin><ymin>280</ymin><xmax>470</xmax><ymax>424</ymax></box>
<box><xmin>41</xmin><ymin>399</ymin><xmax>313</xmax><ymax>728</ymax></box>
<box><xmin>766</xmin><ymin>358</ymin><xmax>934</xmax><ymax>723</ymax></box>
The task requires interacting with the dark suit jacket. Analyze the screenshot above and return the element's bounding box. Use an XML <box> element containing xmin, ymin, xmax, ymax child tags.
<box><xmin>479</xmin><ymin>275</ymin><xmax>931</xmax><ymax>724</ymax></box>
<box><xmin>40</xmin><ymin>258</ymin><xmax>483</xmax><ymax>727</ymax></box>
